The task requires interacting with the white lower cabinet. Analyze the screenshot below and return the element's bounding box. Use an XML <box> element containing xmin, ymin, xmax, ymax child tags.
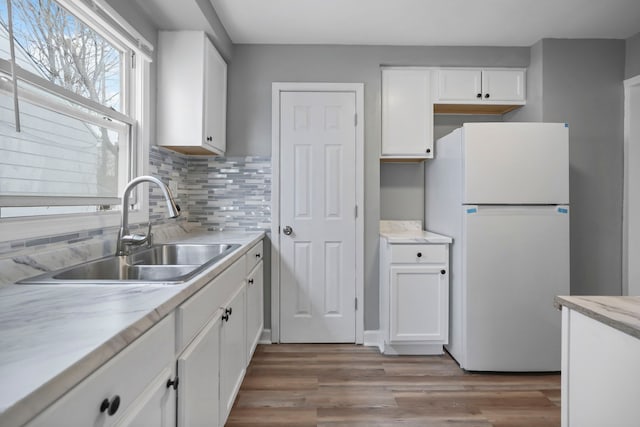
<box><xmin>176</xmin><ymin>311</ymin><xmax>221</xmax><ymax>427</ymax></box>
<box><xmin>561</xmin><ymin>307</ymin><xmax>640</xmax><ymax>427</ymax></box>
<box><xmin>389</xmin><ymin>265</ymin><xmax>448</xmax><ymax>343</ymax></box>
<box><xmin>26</xmin><ymin>314</ymin><xmax>177</xmax><ymax>427</ymax></box>
<box><xmin>219</xmin><ymin>285</ymin><xmax>247</xmax><ymax>425</ymax></box>
<box><xmin>25</xmin><ymin>238</ymin><xmax>265</xmax><ymax>427</ymax></box>
<box><xmin>379</xmin><ymin>238</ymin><xmax>450</xmax><ymax>355</ymax></box>
<box><xmin>245</xmin><ymin>241</ymin><xmax>264</xmax><ymax>361</ymax></box>
<box><xmin>116</xmin><ymin>365</ymin><xmax>177</xmax><ymax>427</ymax></box>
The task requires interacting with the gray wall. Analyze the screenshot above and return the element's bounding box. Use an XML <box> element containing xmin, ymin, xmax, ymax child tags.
<box><xmin>626</xmin><ymin>32</ymin><xmax>640</xmax><ymax>79</ymax></box>
<box><xmin>507</xmin><ymin>40</ymin><xmax>544</xmax><ymax>122</ymax></box>
<box><xmin>539</xmin><ymin>39</ymin><xmax>625</xmax><ymax>295</ymax></box>
<box><xmin>226</xmin><ymin>44</ymin><xmax>529</xmax><ymax>329</ymax></box>
<box><xmin>193</xmin><ymin>0</ymin><xmax>234</xmax><ymax>60</ymax></box>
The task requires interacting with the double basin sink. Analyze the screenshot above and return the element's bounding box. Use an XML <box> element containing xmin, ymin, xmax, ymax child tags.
<box><xmin>19</xmin><ymin>243</ymin><xmax>240</xmax><ymax>285</ymax></box>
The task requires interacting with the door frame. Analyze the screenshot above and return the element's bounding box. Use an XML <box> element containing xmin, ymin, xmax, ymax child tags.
<box><xmin>271</xmin><ymin>82</ymin><xmax>365</xmax><ymax>344</ymax></box>
<box><xmin>623</xmin><ymin>74</ymin><xmax>640</xmax><ymax>295</ymax></box>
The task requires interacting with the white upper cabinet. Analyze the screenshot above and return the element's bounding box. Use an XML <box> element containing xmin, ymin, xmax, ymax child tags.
<box><xmin>434</xmin><ymin>68</ymin><xmax>483</xmax><ymax>102</ymax></box>
<box><xmin>157</xmin><ymin>31</ymin><xmax>227</xmax><ymax>155</ymax></box>
<box><xmin>481</xmin><ymin>69</ymin><xmax>526</xmax><ymax>103</ymax></box>
<box><xmin>433</xmin><ymin>68</ymin><xmax>526</xmax><ymax>110</ymax></box>
<box><xmin>381</xmin><ymin>68</ymin><xmax>434</xmax><ymax>159</ymax></box>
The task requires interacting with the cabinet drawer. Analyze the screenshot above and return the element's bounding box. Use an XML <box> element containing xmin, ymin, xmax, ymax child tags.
<box><xmin>176</xmin><ymin>258</ymin><xmax>244</xmax><ymax>353</ymax></box>
<box><xmin>27</xmin><ymin>314</ymin><xmax>175</xmax><ymax>427</ymax></box>
<box><xmin>390</xmin><ymin>244</ymin><xmax>447</xmax><ymax>264</ymax></box>
<box><xmin>245</xmin><ymin>240</ymin><xmax>263</xmax><ymax>274</ymax></box>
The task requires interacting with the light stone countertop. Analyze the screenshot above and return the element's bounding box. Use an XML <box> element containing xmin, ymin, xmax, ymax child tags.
<box><xmin>0</xmin><ymin>229</ymin><xmax>264</xmax><ymax>427</ymax></box>
<box><xmin>379</xmin><ymin>220</ymin><xmax>453</xmax><ymax>244</ymax></box>
<box><xmin>554</xmin><ymin>295</ymin><xmax>640</xmax><ymax>340</ymax></box>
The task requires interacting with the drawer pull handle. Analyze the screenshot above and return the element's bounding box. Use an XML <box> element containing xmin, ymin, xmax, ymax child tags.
<box><xmin>417</xmin><ymin>252</ymin><xmax>422</xmax><ymax>258</ymax></box>
<box><xmin>99</xmin><ymin>398</ymin><xmax>109</xmax><ymax>413</ymax></box>
<box><xmin>248</xmin><ymin>278</ymin><xmax>254</xmax><ymax>285</ymax></box>
<box><xmin>100</xmin><ymin>395</ymin><xmax>121</xmax><ymax>416</ymax></box>
<box><xmin>167</xmin><ymin>376</ymin><xmax>180</xmax><ymax>390</ymax></box>
<box><xmin>441</xmin><ymin>269</ymin><xmax>446</xmax><ymax>275</ymax></box>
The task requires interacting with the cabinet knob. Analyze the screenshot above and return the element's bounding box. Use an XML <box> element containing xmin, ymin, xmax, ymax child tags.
<box><xmin>426</xmin><ymin>148</ymin><xmax>431</xmax><ymax>154</ymax></box>
<box><xmin>256</xmin><ymin>253</ymin><xmax>261</xmax><ymax>258</ymax></box>
<box><xmin>477</xmin><ymin>93</ymin><xmax>482</xmax><ymax>98</ymax></box>
<box><xmin>441</xmin><ymin>269</ymin><xmax>446</xmax><ymax>275</ymax></box>
<box><xmin>222</xmin><ymin>313</ymin><xmax>229</xmax><ymax>322</ymax></box>
<box><xmin>167</xmin><ymin>376</ymin><xmax>179</xmax><ymax>390</ymax></box>
<box><xmin>484</xmin><ymin>93</ymin><xmax>490</xmax><ymax>98</ymax></box>
<box><xmin>248</xmin><ymin>278</ymin><xmax>254</xmax><ymax>285</ymax></box>
<box><xmin>99</xmin><ymin>396</ymin><xmax>121</xmax><ymax>416</ymax></box>
<box><xmin>417</xmin><ymin>252</ymin><xmax>422</xmax><ymax>258</ymax></box>
<box><xmin>225</xmin><ymin>307</ymin><xmax>232</xmax><ymax>316</ymax></box>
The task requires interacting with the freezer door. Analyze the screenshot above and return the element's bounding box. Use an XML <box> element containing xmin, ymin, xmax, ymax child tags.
<box><xmin>462</xmin><ymin>205</ymin><xmax>570</xmax><ymax>371</ymax></box>
<box><xmin>462</xmin><ymin>123</ymin><xmax>569</xmax><ymax>204</ymax></box>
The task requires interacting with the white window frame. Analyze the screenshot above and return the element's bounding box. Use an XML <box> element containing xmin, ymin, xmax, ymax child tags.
<box><xmin>0</xmin><ymin>0</ymin><xmax>153</xmax><ymax>243</ymax></box>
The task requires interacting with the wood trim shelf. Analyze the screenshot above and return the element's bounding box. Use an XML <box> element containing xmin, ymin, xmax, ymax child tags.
<box><xmin>434</xmin><ymin>103</ymin><xmax>523</xmax><ymax>115</ymax></box>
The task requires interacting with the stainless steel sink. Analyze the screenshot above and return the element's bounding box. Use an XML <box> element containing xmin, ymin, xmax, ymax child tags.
<box><xmin>18</xmin><ymin>243</ymin><xmax>241</xmax><ymax>285</ymax></box>
<box><xmin>129</xmin><ymin>244</ymin><xmax>238</xmax><ymax>266</ymax></box>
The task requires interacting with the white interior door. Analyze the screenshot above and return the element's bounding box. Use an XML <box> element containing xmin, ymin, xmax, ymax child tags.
<box><xmin>625</xmin><ymin>76</ymin><xmax>640</xmax><ymax>295</ymax></box>
<box><xmin>279</xmin><ymin>90</ymin><xmax>357</xmax><ymax>343</ymax></box>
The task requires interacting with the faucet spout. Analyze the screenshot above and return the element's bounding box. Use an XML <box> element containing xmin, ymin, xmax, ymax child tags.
<box><xmin>116</xmin><ymin>176</ymin><xmax>180</xmax><ymax>256</ymax></box>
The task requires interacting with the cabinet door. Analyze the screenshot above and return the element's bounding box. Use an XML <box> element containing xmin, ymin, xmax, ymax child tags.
<box><xmin>177</xmin><ymin>311</ymin><xmax>222</xmax><ymax>427</ymax></box>
<box><xmin>204</xmin><ymin>36</ymin><xmax>227</xmax><ymax>154</ymax></box>
<box><xmin>481</xmin><ymin>69</ymin><xmax>525</xmax><ymax>102</ymax></box>
<box><xmin>435</xmin><ymin>69</ymin><xmax>482</xmax><ymax>102</ymax></box>
<box><xmin>246</xmin><ymin>261</ymin><xmax>264</xmax><ymax>360</ymax></box>
<box><xmin>381</xmin><ymin>68</ymin><xmax>433</xmax><ymax>157</ymax></box>
<box><xmin>220</xmin><ymin>285</ymin><xmax>247</xmax><ymax>425</ymax></box>
<box><xmin>389</xmin><ymin>265</ymin><xmax>448</xmax><ymax>343</ymax></box>
<box><xmin>115</xmin><ymin>365</ymin><xmax>176</xmax><ymax>427</ymax></box>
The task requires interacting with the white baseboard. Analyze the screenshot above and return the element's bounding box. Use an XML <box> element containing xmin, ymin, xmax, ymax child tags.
<box><xmin>363</xmin><ymin>330</ymin><xmax>383</xmax><ymax>352</ymax></box>
<box><xmin>258</xmin><ymin>328</ymin><xmax>272</xmax><ymax>344</ymax></box>
<box><xmin>382</xmin><ymin>343</ymin><xmax>444</xmax><ymax>355</ymax></box>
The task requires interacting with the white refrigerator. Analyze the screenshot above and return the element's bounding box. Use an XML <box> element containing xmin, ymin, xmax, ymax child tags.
<box><xmin>425</xmin><ymin>122</ymin><xmax>570</xmax><ymax>371</ymax></box>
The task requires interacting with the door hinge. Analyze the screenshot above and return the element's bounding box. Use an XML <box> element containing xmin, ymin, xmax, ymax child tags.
<box><xmin>355</xmin><ymin>297</ymin><xmax>358</xmax><ymax>310</ymax></box>
<box><xmin>355</xmin><ymin>205</ymin><xmax>358</xmax><ymax>218</ymax></box>
<box><xmin>354</xmin><ymin>113</ymin><xmax>357</xmax><ymax>127</ymax></box>
<box><xmin>278</xmin><ymin>226</ymin><xmax>281</xmax><ymax>234</ymax></box>
<box><xmin>131</xmin><ymin>51</ymin><xmax>136</xmax><ymax>69</ymax></box>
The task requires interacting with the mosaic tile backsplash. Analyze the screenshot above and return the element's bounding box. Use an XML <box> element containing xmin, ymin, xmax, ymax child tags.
<box><xmin>0</xmin><ymin>147</ymin><xmax>272</xmax><ymax>256</ymax></box>
<box><xmin>187</xmin><ymin>156</ymin><xmax>271</xmax><ymax>232</ymax></box>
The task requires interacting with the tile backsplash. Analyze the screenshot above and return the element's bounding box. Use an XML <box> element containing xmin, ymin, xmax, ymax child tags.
<box><xmin>149</xmin><ymin>147</ymin><xmax>271</xmax><ymax>232</ymax></box>
<box><xmin>187</xmin><ymin>155</ymin><xmax>271</xmax><ymax>232</ymax></box>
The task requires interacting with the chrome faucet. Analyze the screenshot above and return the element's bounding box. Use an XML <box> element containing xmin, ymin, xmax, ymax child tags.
<box><xmin>116</xmin><ymin>176</ymin><xmax>180</xmax><ymax>256</ymax></box>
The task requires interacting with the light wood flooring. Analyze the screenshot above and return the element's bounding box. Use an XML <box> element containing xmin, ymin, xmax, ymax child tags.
<box><xmin>227</xmin><ymin>344</ymin><xmax>560</xmax><ymax>427</ymax></box>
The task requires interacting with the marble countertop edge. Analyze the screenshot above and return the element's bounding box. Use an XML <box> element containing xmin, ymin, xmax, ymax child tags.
<box><xmin>379</xmin><ymin>230</ymin><xmax>453</xmax><ymax>244</ymax></box>
<box><xmin>554</xmin><ymin>295</ymin><xmax>640</xmax><ymax>341</ymax></box>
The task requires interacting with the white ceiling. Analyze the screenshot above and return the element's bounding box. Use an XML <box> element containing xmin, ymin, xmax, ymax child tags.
<box><xmin>210</xmin><ymin>0</ymin><xmax>640</xmax><ymax>46</ymax></box>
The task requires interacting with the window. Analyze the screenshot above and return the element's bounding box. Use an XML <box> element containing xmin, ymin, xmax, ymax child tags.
<box><xmin>0</xmin><ymin>0</ymin><xmax>152</xmax><ymax>240</ymax></box>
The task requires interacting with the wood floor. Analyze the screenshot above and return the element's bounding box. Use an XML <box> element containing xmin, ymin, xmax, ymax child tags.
<box><xmin>227</xmin><ymin>344</ymin><xmax>560</xmax><ymax>427</ymax></box>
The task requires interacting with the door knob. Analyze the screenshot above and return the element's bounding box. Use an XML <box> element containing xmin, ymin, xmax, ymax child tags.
<box><xmin>283</xmin><ymin>226</ymin><xmax>293</xmax><ymax>235</ymax></box>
